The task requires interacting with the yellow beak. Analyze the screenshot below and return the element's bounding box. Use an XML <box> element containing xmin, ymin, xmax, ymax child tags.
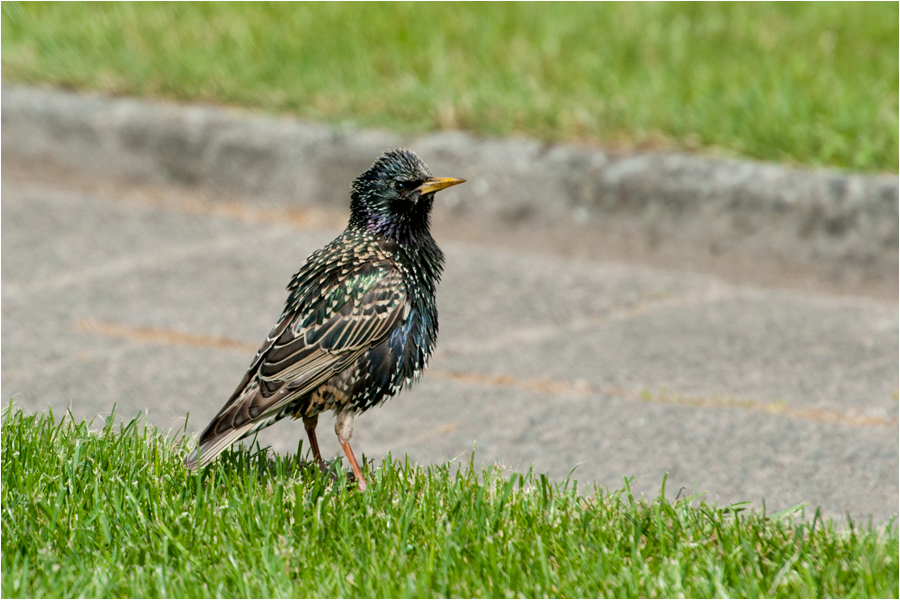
<box><xmin>416</xmin><ymin>177</ymin><xmax>466</xmax><ymax>195</ymax></box>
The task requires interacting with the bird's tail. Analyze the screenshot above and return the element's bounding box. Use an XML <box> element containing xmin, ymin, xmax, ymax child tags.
<box><xmin>183</xmin><ymin>407</ymin><xmax>287</xmax><ymax>469</ymax></box>
<box><xmin>183</xmin><ymin>422</ymin><xmax>256</xmax><ymax>469</ymax></box>
<box><xmin>183</xmin><ymin>374</ymin><xmax>299</xmax><ymax>469</ymax></box>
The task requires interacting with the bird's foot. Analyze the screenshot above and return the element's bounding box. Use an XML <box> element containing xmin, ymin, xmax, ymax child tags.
<box><xmin>346</xmin><ymin>469</ymin><xmax>367</xmax><ymax>492</ymax></box>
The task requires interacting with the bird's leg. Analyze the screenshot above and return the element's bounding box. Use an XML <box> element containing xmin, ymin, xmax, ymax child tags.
<box><xmin>335</xmin><ymin>409</ymin><xmax>367</xmax><ymax>492</ymax></box>
<box><xmin>303</xmin><ymin>415</ymin><xmax>327</xmax><ymax>472</ymax></box>
<box><xmin>338</xmin><ymin>437</ymin><xmax>367</xmax><ymax>492</ymax></box>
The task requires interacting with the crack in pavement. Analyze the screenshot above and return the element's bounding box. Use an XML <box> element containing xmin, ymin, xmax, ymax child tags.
<box><xmin>427</xmin><ymin>369</ymin><xmax>896</xmax><ymax>428</ymax></box>
<box><xmin>4</xmin><ymin>181</ymin><xmax>345</xmax><ymax>230</ymax></box>
<box><xmin>75</xmin><ymin>319</ymin><xmax>258</xmax><ymax>352</ymax></box>
<box><xmin>4</xmin><ymin>229</ymin><xmax>295</xmax><ymax>302</ymax></box>
<box><xmin>70</xmin><ymin>318</ymin><xmax>896</xmax><ymax>428</ymax></box>
<box><xmin>436</xmin><ymin>284</ymin><xmax>738</xmax><ymax>356</ymax></box>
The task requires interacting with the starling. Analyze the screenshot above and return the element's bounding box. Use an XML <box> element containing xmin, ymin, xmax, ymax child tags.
<box><xmin>184</xmin><ymin>149</ymin><xmax>464</xmax><ymax>490</ymax></box>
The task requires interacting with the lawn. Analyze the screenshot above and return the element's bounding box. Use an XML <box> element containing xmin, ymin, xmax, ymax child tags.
<box><xmin>3</xmin><ymin>406</ymin><xmax>897</xmax><ymax>598</ymax></box>
<box><xmin>1</xmin><ymin>2</ymin><xmax>897</xmax><ymax>172</ymax></box>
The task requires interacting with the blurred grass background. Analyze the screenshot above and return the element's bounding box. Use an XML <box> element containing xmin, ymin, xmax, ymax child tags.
<box><xmin>2</xmin><ymin>2</ymin><xmax>897</xmax><ymax>171</ymax></box>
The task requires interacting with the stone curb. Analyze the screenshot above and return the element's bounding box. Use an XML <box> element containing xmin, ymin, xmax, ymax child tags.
<box><xmin>3</xmin><ymin>84</ymin><xmax>897</xmax><ymax>286</ymax></box>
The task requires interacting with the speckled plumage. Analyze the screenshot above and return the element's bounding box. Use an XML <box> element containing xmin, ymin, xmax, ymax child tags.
<box><xmin>185</xmin><ymin>150</ymin><xmax>464</xmax><ymax>489</ymax></box>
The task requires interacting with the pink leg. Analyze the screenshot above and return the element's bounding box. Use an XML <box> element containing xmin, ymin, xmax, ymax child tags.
<box><xmin>338</xmin><ymin>437</ymin><xmax>367</xmax><ymax>492</ymax></box>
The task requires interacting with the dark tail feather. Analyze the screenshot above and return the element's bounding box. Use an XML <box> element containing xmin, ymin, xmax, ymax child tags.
<box><xmin>183</xmin><ymin>422</ymin><xmax>257</xmax><ymax>469</ymax></box>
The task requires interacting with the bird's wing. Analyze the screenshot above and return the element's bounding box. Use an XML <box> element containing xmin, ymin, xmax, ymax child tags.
<box><xmin>185</xmin><ymin>257</ymin><xmax>407</xmax><ymax>468</ymax></box>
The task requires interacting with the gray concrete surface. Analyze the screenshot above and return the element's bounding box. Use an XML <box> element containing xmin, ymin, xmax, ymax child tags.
<box><xmin>2</xmin><ymin>173</ymin><xmax>897</xmax><ymax>523</ymax></box>
<box><xmin>3</xmin><ymin>84</ymin><xmax>897</xmax><ymax>297</ymax></box>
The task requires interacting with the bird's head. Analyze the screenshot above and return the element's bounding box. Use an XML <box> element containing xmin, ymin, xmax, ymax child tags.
<box><xmin>349</xmin><ymin>149</ymin><xmax>465</xmax><ymax>243</ymax></box>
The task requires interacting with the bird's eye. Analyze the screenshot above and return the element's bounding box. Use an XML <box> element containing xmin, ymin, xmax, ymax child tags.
<box><xmin>394</xmin><ymin>180</ymin><xmax>416</xmax><ymax>193</ymax></box>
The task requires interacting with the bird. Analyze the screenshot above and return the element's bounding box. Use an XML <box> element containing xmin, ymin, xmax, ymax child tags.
<box><xmin>184</xmin><ymin>149</ymin><xmax>465</xmax><ymax>491</ymax></box>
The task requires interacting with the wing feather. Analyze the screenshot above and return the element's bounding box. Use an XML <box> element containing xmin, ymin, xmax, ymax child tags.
<box><xmin>185</xmin><ymin>250</ymin><xmax>407</xmax><ymax>468</ymax></box>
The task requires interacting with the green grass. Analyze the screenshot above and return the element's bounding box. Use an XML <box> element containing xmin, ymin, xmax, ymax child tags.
<box><xmin>2</xmin><ymin>2</ymin><xmax>897</xmax><ymax>171</ymax></box>
<box><xmin>3</xmin><ymin>406</ymin><xmax>897</xmax><ymax>598</ymax></box>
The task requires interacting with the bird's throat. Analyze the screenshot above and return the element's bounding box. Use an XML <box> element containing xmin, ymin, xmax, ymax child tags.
<box><xmin>362</xmin><ymin>212</ymin><xmax>431</xmax><ymax>247</ymax></box>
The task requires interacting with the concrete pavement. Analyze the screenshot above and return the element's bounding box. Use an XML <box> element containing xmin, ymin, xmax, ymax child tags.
<box><xmin>2</xmin><ymin>173</ymin><xmax>897</xmax><ymax>522</ymax></box>
<box><xmin>4</xmin><ymin>84</ymin><xmax>897</xmax><ymax>298</ymax></box>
